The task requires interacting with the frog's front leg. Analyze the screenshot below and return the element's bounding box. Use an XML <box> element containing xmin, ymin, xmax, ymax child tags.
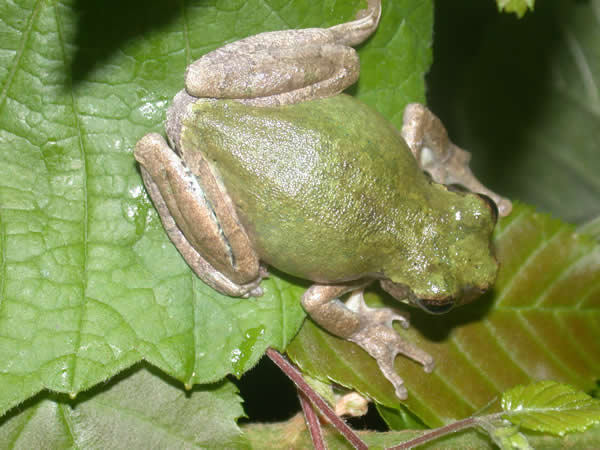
<box><xmin>135</xmin><ymin>133</ymin><xmax>264</xmax><ymax>298</ymax></box>
<box><xmin>402</xmin><ymin>103</ymin><xmax>512</xmax><ymax>217</ymax></box>
<box><xmin>184</xmin><ymin>0</ymin><xmax>381</xmax><ymax>106</ymax></box>
<box><xmin>302</xmin><ymin>283</ymin><xmax>434</xmax><ymax>400</ymax></box>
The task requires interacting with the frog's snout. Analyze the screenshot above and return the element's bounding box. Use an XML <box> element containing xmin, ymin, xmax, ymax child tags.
<box><xmin>416</xmin><ymin>283</ymin><xmax>487</xmax><ymax>314</ymax></box>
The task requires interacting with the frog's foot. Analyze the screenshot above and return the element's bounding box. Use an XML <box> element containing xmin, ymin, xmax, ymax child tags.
<box><xmin>345</xmin><ymin>290</ymin><xmax>434</xmax><ymax>400</ymax></box>
<box><xmin>301</xmin><ymin>283</ymin><xmax>433</xmax><ymax>400</ymax></box>
<box><xmin>401</xmin><ymin>103</ymin><xmax>512</xmax><ymax>217</ymax></box>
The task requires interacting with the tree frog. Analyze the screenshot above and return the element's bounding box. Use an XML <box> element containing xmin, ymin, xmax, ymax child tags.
<box><xmin>134</xmin><ymin>0</ymin><xmax>512</xmax><ymax>400</ymax></box>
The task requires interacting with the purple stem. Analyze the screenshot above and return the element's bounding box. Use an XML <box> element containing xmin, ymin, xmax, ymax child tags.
<box><xmin>299</xmin><ymin>390</ymin><xmax>326</xmax><ymax>450</ymax></box>
<box><xmin>387</xmin><ymin>416</ymin><xmax>479</xmax><ymax>449</ymax></box>
<box><xmin>266</xmin><ymin>348</ymin><xmax>368</xmax><ymax>450</ymax></box>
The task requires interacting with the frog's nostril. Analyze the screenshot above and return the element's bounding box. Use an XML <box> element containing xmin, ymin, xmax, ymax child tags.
<box><xmin>416</xmin><ymin>299</ymin><xmax>454</xmax><ymax>314</ymax></box>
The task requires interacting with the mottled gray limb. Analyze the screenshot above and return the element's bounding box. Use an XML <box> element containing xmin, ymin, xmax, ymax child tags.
<box><xmin>184</xmin><ymin>0</ymin><xmax>381</xmax><ymax>106</ymax></box>
<box><xmin>302</xmin><ymin>283</ymin><xmax>434</xmax><ymax>400</ymax></box>
<box><xmin>135</xmin><ymin>133</ymin><xmax>263</xmax><ymax>297</ymax></box>
<box><xmin>401</xmin><ymin>103</ymin><xmax>512</xmax><ymax>217</ymax></box>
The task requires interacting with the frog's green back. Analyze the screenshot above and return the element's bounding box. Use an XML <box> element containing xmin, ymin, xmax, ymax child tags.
<box><xmin>182</xmin><ymin>95</ymin><xmax>438</xmax><ymax>282</ymax></box>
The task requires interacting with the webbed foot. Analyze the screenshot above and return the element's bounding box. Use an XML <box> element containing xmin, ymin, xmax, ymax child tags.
<box><xmin>346</xmin><ymin>290</ymin><xmax>434</xmax><ymax>400</ymax></box>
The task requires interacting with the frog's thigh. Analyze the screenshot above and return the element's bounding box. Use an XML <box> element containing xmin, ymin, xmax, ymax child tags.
<box><xmin>302</xmin><ymin>283</ymin><xmax>434</xmax><ymax>400</ymax></box>
<box><xmin>301</xmin><ymin>283</ymin><xmax>366</xmax><ymax>338</ymax></box>
<box><xmin>401</xmin><ymin>103</ymin><xmax>512</xmax><ymax>216</ymax></box>
<box><xmin>135</xmin><ymin>133</ymin><xmax>262</xmax><ymax>298</ymax></box>
<box><xmin>186</xmin><ymin>43</ymin><xmax>359</xmax><ymax>106</ymax></box>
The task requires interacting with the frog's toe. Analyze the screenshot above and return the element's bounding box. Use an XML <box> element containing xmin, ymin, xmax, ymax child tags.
<box><xmin>345</xmin><ymin>290</ymin><xmax>410</xmax><ymax>329</ymax></box>
<box><xmin>345</xmin><ymin>290</ymin><xmax>434</xmax><ymax>399</ymax></box>
<box><xmin>244</xmin><ymin>284</ymin><xmax>264</xmax><ymax>298</ymax></box>
<box><xmin>258</xmin><ymin>265</ymin><xmax>270</xmax><ymax>278</ymax></box>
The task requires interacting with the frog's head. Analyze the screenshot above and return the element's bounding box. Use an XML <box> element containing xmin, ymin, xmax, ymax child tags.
<box><xmin>381</xmin><ymin>187</ymin><xmax>499</xmax><ymax>314</ymax></box>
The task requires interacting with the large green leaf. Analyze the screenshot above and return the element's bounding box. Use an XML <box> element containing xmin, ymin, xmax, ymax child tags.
<box><xmin>0</xmin><ymin>366</ymin><xmax>248</xmax><ymax>449</ymax></box>
<box><xmin>0</xmin><ymin>0</ymin><xmax>432</xmax><ymax>420</ymax></box>
<box><xmin>288</xmin><ymin>204</ymin><xmax>600</xmax><ymax>427</ymax></box>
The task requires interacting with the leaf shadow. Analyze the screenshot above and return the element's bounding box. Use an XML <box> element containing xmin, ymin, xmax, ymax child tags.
<box><xmin>70</xmin><ymin>0</ymin><xmax>197</xmax><ymax>84</ymax></box>
<box><xmin>371</xmin><ymin>282</ymin><xmax>496</xmax><ymax>342</ymax></box>
<box><xmin>412</xmin><ymin>289</ymin><xmax>497</xmax><ymax>342</ymax></box>
<box><xmin>427</xmin><ymin>0</ymin><xmax>567</xmax><ymax>214</ymax></box>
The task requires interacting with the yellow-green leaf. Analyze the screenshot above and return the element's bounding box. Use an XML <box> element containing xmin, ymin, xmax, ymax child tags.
<box><xmin>502</xmin><ymin>381</ymin><xmax>600</xmax><ymax>435</ymax></box>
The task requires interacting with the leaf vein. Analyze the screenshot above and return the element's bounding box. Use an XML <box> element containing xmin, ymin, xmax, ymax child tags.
<box><xmin>495</xmin><ymin>218</ymin><xmax>562</xmax><ymax>306</ymax></box>
<box><xmin>52</xmin><ymin>0</ymin><xmax>88</xmax><ymax>394</ymax></box>
<box><xmin>0</xmin><ymin>0</ymin><xmax>41</xmax><ymax>113</ymax></box>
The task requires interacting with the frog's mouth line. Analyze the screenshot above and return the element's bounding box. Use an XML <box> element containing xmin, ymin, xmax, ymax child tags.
<box><xmin>379</xmin><ymin>279</ymin><xmax>451</xmax><ymax>314</ymax></box>
<box><xmin>415</xmin><ymin>298</ymin><xmax>454</xmax><ymax>314</ymax></box>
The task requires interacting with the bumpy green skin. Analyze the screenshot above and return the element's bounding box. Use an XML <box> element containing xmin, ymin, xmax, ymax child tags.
<box><xmin>180</xmin><ymin>94</ymin><xmax>497</xmax><ymax>304</ymax></box>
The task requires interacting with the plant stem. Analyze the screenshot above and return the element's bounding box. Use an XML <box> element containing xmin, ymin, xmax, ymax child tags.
<box><xmin>387</xmin><ymin>416</ymin><xmax>479</xmax><ymax>449</ymax></box>
<box><xmin>299</xmin><ymin>390</ymin><xmax>326</xmax><ymax>450</ymax></box>
<box><xmin>266</xmin><ymin>348</ymin><xmax>368</xmax><ymax>450</ymax></box>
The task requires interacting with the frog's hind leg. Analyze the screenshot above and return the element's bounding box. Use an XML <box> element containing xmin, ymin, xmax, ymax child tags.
<box><xmin>135</xmin><ymin>133</ymin><xmax>264</xmax><ymax>298</ymax></box>
<box><xmin>301</xmin><ymin>283</ymin><xmax>434</xmax><ymax>400</ymax></box>
<box><xmin>185</xmin><ymin>40</ymin><xmax>361</xmax><ymax>107</ymax></box>
<box><xmin>184</xmin><ymin>1</ymin><xmax>381</xmax><ymax>107</ymax></box>
<box><xmin>401</xmin><ymin>103</ymin><xmax>512</xmax><ymax>216</ymax></box>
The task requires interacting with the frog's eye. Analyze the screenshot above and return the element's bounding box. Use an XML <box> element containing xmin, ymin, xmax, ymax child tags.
<box><xmin>476</xmin><ymin>193</ymin><xmax>499</xmax><ymax>224</ymax></box>
<box><xmin>416</xmin><ymin>299</ymin><xmax>454</xmax><ymax>314</ymax></box>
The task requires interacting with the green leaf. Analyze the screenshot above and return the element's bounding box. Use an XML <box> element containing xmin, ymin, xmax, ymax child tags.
<box><xmin>288</xmin><ymin>204</ymin><xmax>600</xmax><ymax>427</ymax></box>
<box><xmin>0</xmin><ymin>0</ymin><xmax>430</xmax><ymax>419</ymax></box>
<box><xmin>492</xmin><ymin>426</ymin><xmax>533</xmax><ymax>450</ymax></box>
<box><xmin>496</xmin><ymin>0</ymin><xmax>534</xmax><ymax>18</ymax></box>
<box><xmin>0</xmin><ymin>366</ymin><xmax>248</xmax><ymax>449</ymax></box>
<box><xmin>377</xmin><ymin>403</ymin><xmax>428</xmax><ymax>431</ymax></box>
<box><xmin>578</xmin><ymin>216</ymin><xmax>600</xmax><ymax>242</ymax></box>
<box><xmin>352</xmin><ymin>0</ymin><xmax>433</xmax><ymax>124</ymax></box>
<box><xmin>502</xmin><ymin>381</ymin><xmax>600</xmax><ymax>436</ymax></box>
<box><xmin>0</xmin><ymin>0</ymin><xmax>395</xmax><ymax>416</ymax></box>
